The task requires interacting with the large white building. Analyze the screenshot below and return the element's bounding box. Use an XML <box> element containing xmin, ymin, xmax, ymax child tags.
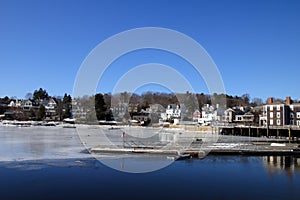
<box><xmin>161</xmin><ymin>104</ymin><xmax>181</xmax><ymax>121</ymax></box>
<box><xmin>194</xmin><ymin>104</ymin><xmax>218</xmax><ymax>126</ymax></box>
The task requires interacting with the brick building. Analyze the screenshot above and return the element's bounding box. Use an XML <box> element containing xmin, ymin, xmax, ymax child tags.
<box><xmin>260</xmin><ymin>96</ymin><xmax>300</xmax><ymax>127</ymax></box>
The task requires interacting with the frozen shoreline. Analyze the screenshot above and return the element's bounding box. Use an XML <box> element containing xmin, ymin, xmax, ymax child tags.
<box><xmin>0</xmin><ymin>125</ymin><xmax>298</xmax><ymax>164</ymax></box>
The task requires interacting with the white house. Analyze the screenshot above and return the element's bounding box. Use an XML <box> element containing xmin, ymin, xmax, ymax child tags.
<box><xmin>8</xmin><ymin>100</ymin><xmax>21</xmax><ymax>107</ymax></box>
<box><xmin>45</xmin><ymin>98</ymin><xmax>57</xmax><ymax>117</ymax></box>
<box><xmin>198</xmin><ymin>111</ymin><xmax>217</xmax><ymax>125</ymax></box>
<box><xmin>45</xmin><ymin>98</ymin><xmax>57</xmax><ymax>110</ymax></box>
<box><xmin>161</xmin><ymin>104</ymin><xmax>181</xmax><ymax>121</ymax></box>
<box><xmin>111</xmin><ymin>102</ymin><xmax>129</xmax><ymax>120</ymax></box>
<box><xmin>197</xmin><ymin>104</ymin><xmax>218</xmax><ymax>126</ymax></box>
<box><xmin>72</xmin><ymin>101</ymin><xmax>87</xmax><ymax>119</ymax></box>
<box><xmin>223</xmin><ymin>108</ymin><xmax>234</xmax><ymax>123</ymax></box>
<box><xmin>23</xmin><ymin>100</ymin><xmax>33</xmax><ymax>110</ymax></box>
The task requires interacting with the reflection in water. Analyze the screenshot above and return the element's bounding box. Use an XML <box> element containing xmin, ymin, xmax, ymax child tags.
<box><xmin>263</xmin><ymin>156</ymin><xmax>300</xmax><ymax>178</ymax></box>
<box><xmin>1</xmin><ymin>155</ymin><xmax>300</xmax><ymax>200</ymax></box>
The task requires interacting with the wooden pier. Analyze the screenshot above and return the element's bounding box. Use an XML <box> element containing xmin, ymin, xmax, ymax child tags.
<box><xmin>220</xmin><ymin>126</ymin><xmax>300</xmax><ymax>142</ymax></box>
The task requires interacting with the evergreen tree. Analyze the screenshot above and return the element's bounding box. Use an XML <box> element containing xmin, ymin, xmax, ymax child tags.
<box><xmin>29</xmin><ymin>108</ymin><xmax>36</xmax><ymax>120</ymax></box>
<box><xmin>37</xmin><ymin>104</ymin><xmax>45</xmax><ymax>120</ymax></box>
<box><xmin>54</xmin><ymin>97</ymin><xmax>63</xmax><ymax>120</ymax></box>
<box><xmin>95</xmin><ymin>93</ymin><xmax>106</xmax><ymax>120</ymax></box>
<box><xmin>33</xmin><ymin>88</ymin><xmax>49</xmax><ymax>100</ymax></box>
<box><xmin>62</xmin><ymin>93</ymin><xmax>72</xmax><ymax>119</ymax></box>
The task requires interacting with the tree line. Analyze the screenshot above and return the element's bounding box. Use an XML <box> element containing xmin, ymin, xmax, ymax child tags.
<box><xmin>2</xmin><ymin>89</ymin><xmax>294</xmax><ymax>121</ymax></box>
<box><xmin>74</xmin><ymin>92</ymin><xmax>266</xmax><ymax>122</ymax></box>
<box><xmin>0</xmin><ymin>88</ymin><xmax>72</xmax><ymax>121</ymax></box>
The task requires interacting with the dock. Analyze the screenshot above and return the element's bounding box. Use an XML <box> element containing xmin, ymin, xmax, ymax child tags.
<box><xmin>80</xmin><ymin>125</ymin><xmax>300</xmax><ymax>158</ymax></box>
<box><xmin>220</xmin><ymin>126</ymin><xmax>300</xmax><ymax>142</ymax></box>
<box><xmin>90</xmin><ymin>142</ymin><xmax>300</xmax><ymax>157</ymax></box>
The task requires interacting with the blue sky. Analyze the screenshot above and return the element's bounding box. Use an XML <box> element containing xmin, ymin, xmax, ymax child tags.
<box><xmin>0</xmin><ymin>0</ymin><xmax>299</xmax><ymax>101</ymax></box>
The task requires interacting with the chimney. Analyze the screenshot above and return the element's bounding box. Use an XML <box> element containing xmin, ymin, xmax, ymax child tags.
<box><xmin>267</xmin><ymin>97</ymin><xmax>273</xmax><ymax>104</ymax></box>
<box><xmin>286</xmin><ymin>96</ymin><xmax>291</xmax><ymax>105</ymax></box>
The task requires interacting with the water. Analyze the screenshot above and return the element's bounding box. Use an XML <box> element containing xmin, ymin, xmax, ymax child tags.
<box><xmin>1</xmin><ymin>156</ymin><xmax>299</xmax><ymax>200</ymax></box>
<box><xmin>0</xmin><ymin>126</ymin><xmax>300</xmax><ymax>200</ymax></box>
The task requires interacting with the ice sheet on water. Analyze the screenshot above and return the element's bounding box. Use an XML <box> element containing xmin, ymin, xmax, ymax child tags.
<box><xmin>0</xmin><ymin>157</ymin><xmax>99</xmax><ymax>171</ymax></box>
<box><xmin>0</xmin><ymin>126</ymin><xmax>93</xmax><ymax>162</ymax></box>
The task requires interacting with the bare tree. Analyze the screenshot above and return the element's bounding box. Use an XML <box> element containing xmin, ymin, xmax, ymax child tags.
<box><xmin>25</xmin><ymin>92</ymin><xmax>33</xmax><ymax>100</ymax></box>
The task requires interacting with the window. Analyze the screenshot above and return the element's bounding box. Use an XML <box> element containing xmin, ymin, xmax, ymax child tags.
<box><xmin>290</xmin><ymin>120</ymin><xmax>294</xmax><ymax>125</ymax></box>
<box><xmin>270</xmin><ymin>106</ymin><xmax>273</xmax><ymax>111</ymax></box>
<box><xmin>276</xmin><ymin>119</ymin><xmax>281</xmax><ymax>126</ymax></box>
<box><xmin>290</xmin><ymin>113</ymin><xmax>294</xmax><ymax>118</ymax></box>
<box><xmin>277</xmin><ymin>105</ymin><xmax>280</xmax><ymax>111</ymax></box>
<box><xmin>297</xmin><ymin>112</ymin><xmax>300</xmax><ymax>119</ymax></box>
<box><xmin>270</xmin><ymin>119</ymin><xmax>273</xmax><ymax>125</ymax></box>
<box><xmin>276</xmin><ymin>112</ymin><xmax>280</xmax><ymax>118</ymax></box>
<box><xmin>297</xmin><ymin>120</ymin><xmax>300</xmax><ymax>126</ymax></box>
<box><xmin>270</xmin><ymin>112</ymin><xmax>273</xmax><ymax>118</ymax></box>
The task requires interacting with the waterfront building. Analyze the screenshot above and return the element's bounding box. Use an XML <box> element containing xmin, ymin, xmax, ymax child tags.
<box><xmin>223</xmin><ymin>108</ymin><xmax>234</xmax><ymax>123</ymax></box>
<box><xmin>132</xmin><ymin>109</ymin><xmax>150</xmax><ymax>125</ymax></box>
<box><xmin>111</xmin><ymin>103</ymin><xmax>129</xmax><ymax>120</ymax></box>
<box><xmin>197</xmin><ymin>104</ymin><xmax>217</xmax><ymax>126</ymax></box>
<box><xmin>289</xmin><ymin>103</ymin><xmax>300</xmax><ymax>126</ymax></box>
<box><xmin>259</xmin><ymin>96</ymin><xmax>300</xmax><ymax>127</ymax></box>
<box><xmin>161</xmin><ymin>104</ymin><xmax>181</xmax><ymax>121</ymax></box>
<box><xmin>8</xmin><ymin>99</ymin><xmax>22</xmax><ymax>107</ymax></box>
<box><xmin>44</xmin><ymin>98</ymin><xmax>58</xmax><ymax>119</ymax></box>
<box><xmin>72</xmin><ymin>100</ymin><xmax>87</xmax><ymax>120</ymax></box>
<box><xmin>234</xmin><ymin>111</ymin><xmax>257</xmax><ymax>125</ymax></box>
<box><xmin>192</xmin><ymin>109</ymin><xmax>201</xmax><ymax>122</ymax></box>
<box><xmin>22</xmin><ymin>100</ymin><xmax>33</xmax><ymax>110</ymax></box>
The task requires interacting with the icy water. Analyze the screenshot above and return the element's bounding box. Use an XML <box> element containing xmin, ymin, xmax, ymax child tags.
<box><xmin>0</xmin><ymin>126</ymin><xmax>300</xmax><ymax>200</ymax></box>
<box><xmin>1</xmin><ymin>156</ymin><xmax>300</xmax><ymax>200</ymax></box>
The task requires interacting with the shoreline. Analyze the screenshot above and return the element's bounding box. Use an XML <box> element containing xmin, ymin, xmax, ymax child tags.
<box><xmin>0</xmin><ymin>125</ymin><xmax>299</xmax><ymax>161</ymax></box>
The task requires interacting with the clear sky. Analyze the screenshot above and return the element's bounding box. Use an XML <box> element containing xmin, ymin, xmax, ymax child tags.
<box><xmin>0</xmin><ymin>0</ymin><xmax>299</xmax><ymax>101</ymax></box>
